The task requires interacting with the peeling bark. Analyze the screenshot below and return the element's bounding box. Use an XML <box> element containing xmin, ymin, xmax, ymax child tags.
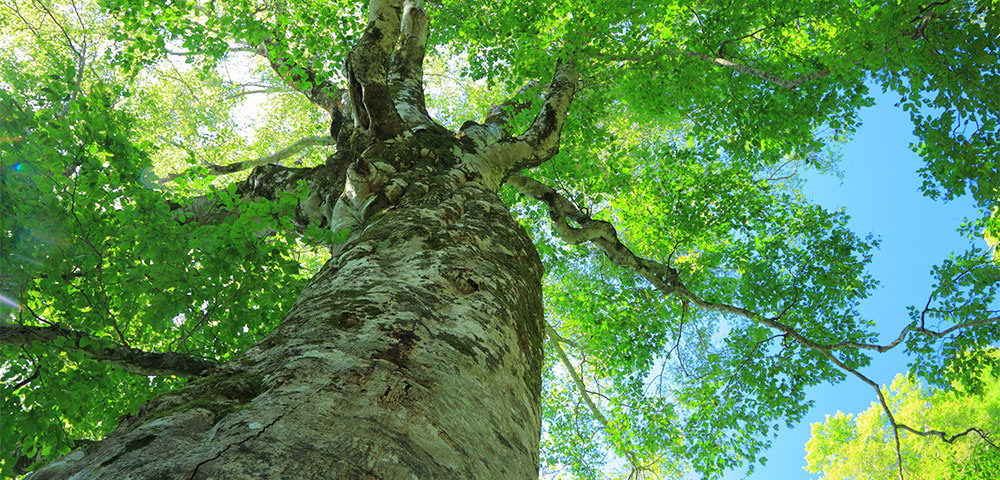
<box><xmin>347</xmin><ymin>0</ymin><xmax>405</xmax><ymax>138</ymax></box>
<box><xmin>388</xmin><ymin>0</ymin><xmax>445</xmax><ymax>133</ymax></box>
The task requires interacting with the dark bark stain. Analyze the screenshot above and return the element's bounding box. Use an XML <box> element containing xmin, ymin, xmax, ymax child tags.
<box><xmin>493</xmin><ymin>430</ymin><xmax>514</xmax><ymax>450</ymax></box>
<box><xmin>348</xmin><ymin>69</ymin><xmax>369</xmax><ymax>130</ymax></box>
<box><xmin>97</xmin><ymin>434</ymin><xmax>156</xmax><ymax>468</ymax></box>
<box><xmin>441</xmin><ymin>267</ymin><xmax>478</xmax><ymax>295</ymax></box>
<box><xmin>376</xmin><ymin>329</ymin><xmax>419</xmax><ymax>368</ymax></box>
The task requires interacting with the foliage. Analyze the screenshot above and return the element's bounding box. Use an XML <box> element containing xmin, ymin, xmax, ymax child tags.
<box><xmin>2</xmin><ymin>0</ymin><xmax>998</xmax><ymax>478</ymax></box>
<box><xmin>0</xmin><ymin>2</ymin><xmax>312</xmax><ymax>474</ymax></box>
<box><xmin>805</xmin><ymin>362</ymin><xmax>1000</xmax><ymax>480</ymax></box>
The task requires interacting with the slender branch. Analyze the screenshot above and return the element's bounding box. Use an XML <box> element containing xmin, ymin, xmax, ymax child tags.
<box><xmin>6</xmin><ymin>1</ymin><xmax>45</xmax><ymax>40</ymax></box>
<box><xmin>548</xmin><ymin>324</ymin><xmax>609</xmax><ymax>425</ymax></box>
<box><xmin>813</xmin><ymin>349</ymin><xmax>996</xmax><ymax>477</ymax></box>
<box><xmin>243</xmin><ymin>2</ymin><xmax>344</xmax><ymax>114</ymax></box>
<box><xmin>254</xmin><ymin>41</ymin><xmax>344</xmax><ymax>114</ymax></box>
<box><xmin>9</xmin><ymin>363</ymin><xmax>40</xmax><ymax>391</ymax></box>
<box><xmin>545</xmin><ymin>323</ymin><xmax>646</xmax><ymax>475</ymax></box>
<box><xmin>814</xmin><ymin>349</ymin><xmax>907</xmax><ymax>480</ymax></box>
<box><xmin>716</xmin><ymin>20</ymin><xmax>791</xmax><ymax>57</ymax></box>
<box><xmin>225</xmin><ymin>87</ymin><xmax>290</xmax><ymax>100</ymax></box>
<box><xmin>898</xmin><ymin>424</ymin><xmax>997</xmax><ymax>447</ymax></box>
<box><xmin>163</xmin><ymin>48</ymin><xmax>202</xmax><ymax>57</ymax></box>
<box><xmin>28</xmin><ymin>0</ymin><xmax>87</xmax><ymax>116</ymax></box>
<box><xmin>0</xmin><ymin>324</ymin><xmax>218</xmax><ymax>377</ymax></box>
<box><xmin>546</xmin><ymin>325</ymin><xmax>585</xmax><ymax>351</ymax></box>
<box><xmin>676</xmin><ymin>47</ymin><xmax>832</xmax><ymax>89</ymax></box>
<box><xmin>609</xmin><ymin>48</ymin><xmax>830</xmax><ymax>90</ymax></box>
<box><xmin>156</xmin><ymin>136</ymin><xmax>335</xmax><ymax>185</ymax></box>
<box><xmin>168</xmin><ymin>296</ymin><xmax>227</xmax><ymax>352</ymax></box>
<box><xmin>31</xmin><ymin>0</ymin><xmax>80</xmax><ymax>59</ymax></box>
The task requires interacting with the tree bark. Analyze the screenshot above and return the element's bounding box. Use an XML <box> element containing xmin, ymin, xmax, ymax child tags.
<box><xmin>26</xmin><ymin>138</ymin><xmax>546</xmax><ymax>479</ymax></box>
<box><xmin>22</xmin><ymin>1</ymin><xmax>579</xmax><ymax>476</ymax></box>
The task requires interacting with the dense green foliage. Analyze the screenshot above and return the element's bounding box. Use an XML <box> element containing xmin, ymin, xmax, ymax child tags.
<box><xmin>2</xmin><ymin>0</ymin><xmax>998</xmax><ymax>478</ymax></box>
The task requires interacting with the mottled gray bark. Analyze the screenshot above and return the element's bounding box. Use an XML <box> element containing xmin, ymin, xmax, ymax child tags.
<box><xmin>26</xmin><ymin>137</ymin><xmax>545</xmax><ymax>479</ymax></box>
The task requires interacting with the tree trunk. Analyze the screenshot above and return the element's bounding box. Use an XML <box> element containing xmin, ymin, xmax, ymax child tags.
<box><xmin>26</xmin><ymin>141</ymin><xmax>546</xmax><ymax>479</ymax></box>
<box><xmin>22</xmin><ymin>0</ymin><xmax>579</xmax><ymax>475</ymax></box>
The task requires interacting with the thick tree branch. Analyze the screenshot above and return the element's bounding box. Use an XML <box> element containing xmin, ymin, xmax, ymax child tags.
<box><xmin>513</xmin><ymin>172</ymin><xmax>1000</xmax><ymax>354</ymax></box>
<box><xmin>0</xmin><ymin>324</ymin><xmax>217</xmax><ymax>377</ymax></box>
<box><xmin>388</xmin><ymin>0</ymin><xmax>442</xmax><ymax>132</ymax></box>
<box><xmin>458</xmin><ymin>80</ymin><xmax>541</xmax><ymax>147</ymax></box>
<box><xmin>156</xmin><ymin>136</ymin><xmax>335</xmax><ymax>185</ymax></box>
<box><xmin>508</xmin><ymin>173</ymin><xmax>680</xmax><ymax>291</ymax></box>
<box><xmin>162</xmin><ymin>158</ymin><xmax>348</xmax><ymax>245</ymax></box>
<box><xmin>481</xmin><ymin>60</ymin><xmax>578</xmax><ymax>178</ymax></box>
<box><xmin>483</xmin><ymin>80</ymin><xmax>540</xmax><ymax>131</ymax></box>
<box><xmin>346</xmin><ymin>0</ymin><xmax>404</xmax><ymax>138</ymax></box>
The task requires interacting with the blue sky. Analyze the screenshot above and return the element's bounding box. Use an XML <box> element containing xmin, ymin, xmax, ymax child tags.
<box><xmin>723</xmin><ymin>89</ymin><xmax>983</xmax><ymax>479</ymax></box>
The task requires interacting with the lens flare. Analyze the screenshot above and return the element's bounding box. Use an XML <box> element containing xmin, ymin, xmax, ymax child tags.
<box><xmin>0</xmin><ymin>293</ymin><xmax>21</xmax><ymax>310</ymax></box>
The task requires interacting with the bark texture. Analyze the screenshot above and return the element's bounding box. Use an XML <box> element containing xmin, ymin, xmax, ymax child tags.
<box><xmin>26</xmin><ymin>141</ymin><xmax>545</xmax><ymax>479</ymax></box>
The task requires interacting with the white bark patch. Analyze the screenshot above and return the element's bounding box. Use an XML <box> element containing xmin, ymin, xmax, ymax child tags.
<box><xmin>395</xmin><ymin>99</ymin><xmax>427</xmax><ymax>126</ymax></box>
<box><xmin>458</xmin><ymin>149</ymin><xmax>507</xmax><ymax>192</ymax></box>
<box><xmin>459</xmin><ymin>123</ymin><xmax>504</xmax><ymax>147</ymax></box>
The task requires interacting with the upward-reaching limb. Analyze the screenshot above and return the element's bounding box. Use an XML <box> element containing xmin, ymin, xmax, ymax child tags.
<box><xmin>471</xmin><ymin>59</ymin><xmax>578</xmax><ymax>183</ymax></box>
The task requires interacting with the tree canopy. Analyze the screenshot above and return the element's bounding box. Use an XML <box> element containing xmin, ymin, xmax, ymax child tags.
<box><xmin>2</xmin><ymin>0</ymin><xmax>998</xmax><ymax>478</ymax></box>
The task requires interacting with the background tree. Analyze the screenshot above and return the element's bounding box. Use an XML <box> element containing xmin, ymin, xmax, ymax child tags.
<box><xmin>1</xmin><ymin>0</ymin><xmax>998</xmax><ymax>479</ymax></box>
<box><xmin>805</xmin><ymin>356</ymin><xmax>1000</xmax><ymax>479</ymax></box>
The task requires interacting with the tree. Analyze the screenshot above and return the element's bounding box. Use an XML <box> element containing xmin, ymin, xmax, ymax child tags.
<box><xmin>1</xmin><ymin>0</ymin><xmax>998</xmax><ymax>478</ymax></box>
<box><xmin>805</xmin><ymin>359</ymin><xmax>1000</xmax><ymax>479</ymax></box>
